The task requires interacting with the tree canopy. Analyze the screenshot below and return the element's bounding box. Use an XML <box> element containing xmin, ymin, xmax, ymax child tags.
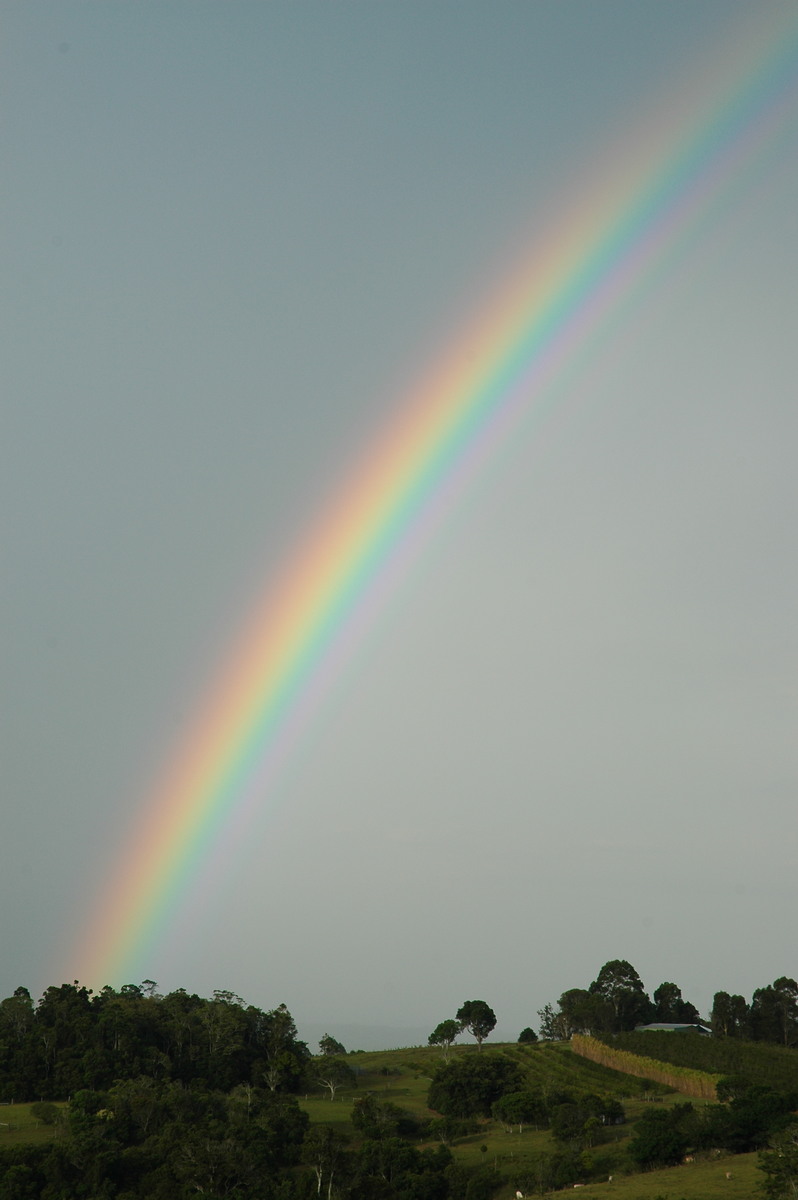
<box><xmin>456</xmin><ymin>1000</ymin><xmax>497</xmax><ymax>1049</ymax></box>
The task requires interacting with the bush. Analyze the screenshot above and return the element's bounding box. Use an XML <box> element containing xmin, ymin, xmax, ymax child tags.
<box><xmin>428</xmin><ymin>1054</ymin><xmax>524</xmax><ymax>1118</ymax></box>
<box><xmin>628</xmin><ymin>1104</ymin><xmax>693</xmax><ymax>1168</ymax></box>
<box><xmin>29</xmin><ymin>1102</ymin><xmax>60</xmax><ymax>1126</ymax></box>
<box><xmin>516</xmin><ymin>1149</ymin><xmax>582</xmax><ymax>1194</ymax></box>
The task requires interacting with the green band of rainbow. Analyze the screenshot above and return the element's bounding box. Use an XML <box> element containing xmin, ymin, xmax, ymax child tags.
<box><xmin>71</xmin><ymin>7</ymin><xmax>798</xmax><ymax>987</ymax></box>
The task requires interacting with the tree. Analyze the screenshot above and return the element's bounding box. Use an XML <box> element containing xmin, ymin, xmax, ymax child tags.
<box><xmin>350</xmin><ymin>1094</ymin><xmax>422</xmax><ymax>1143</ymax></box>
<box><xmin>316</xmin><ymin>1057</ymin><xmax>355</xmax><ymax>1100</ymax></box>
<box><xmin>628</xmin><ymin>1103</ymin><xmax>694</xmax><ymax>1168</ymax></box>
<box><xmin>709</xmin><ymin>1085</ymin><xmax>798</xmax><ymax>1153</ymax></box>
<box><xmin>751</xmin><ymin>979</ymin><xmax>798</xmax><ymax>1047</ymax></box>
<box><xmin>492</xmin><ymin>1089</ymin><xmax>545</xmax><ymax>1133</ymax></box>
<box><xmin>518</xmin><ymin>1026</ymin><xmax>538</xmax><ymax>1044</ymax></box>
<box><xmin>759</xmin><ymin>1123</ymin><xmax>798</xmax><ymax>1200</ymax></box>
<box><xmin>428</xmin><ymin>1053</ymin><xmax>523</xmax><ymax>1118</ymax></box>
<box><xmin>653</xmin><ymin>981</ymin><xmax>699</xmax><ymax>1023</ymax></box>
<box><xmin>256</xmin><ymin>1002</ymin><xmax>309</xmax><ymax>1092</ymax></box>
<box><xmin>538</xmin><ymin>1002</ymin><xmax>569</xmax><ymax>1041</ymax></box>
<box><xmin>716</xmin><ymin>1075</ymin><xmax>754</xmax><ymax>1103</ymax></box>
<box><xmin>557</xmin><ymin>988</ymin><xmax>608</xmax><ymax>1036</ymax></box>
<box><xmin>29</xmin><ymin>1101</ymin><xmax>60</xmax><ymax>1126</ymax></box>
<box><xmin>712</xmin><ymin>990</ymin><xmax>749</xmax><ymax>1038</ymax></box>
<box><xmin>516</xmin><ymin>1149</ymin><xmax>582</xmax><ymax>1195</ymax></box>
<box><xmin>428</xmin><ymin>1019</ymin><xmax>459</xmax><ymax>1059</ymax></box>
<box><xmin>456</xmin><ymin>1001</ymin><xmax>496</xmax><ymax>1050</ymax></box>
<box><xmin>589</xmin><ymin>960</ymin><xmax>653</xmax><ymax>1031</ymax></box>
<box><xmin>304</xmin><ymin>1124</ymin><xmax>350</xmax><ymax>1199</ymax></box>
<box><xmin>318</xmin><ymin>1032</ymin><xmax>346</xmax><ymax>1056</ymax></box>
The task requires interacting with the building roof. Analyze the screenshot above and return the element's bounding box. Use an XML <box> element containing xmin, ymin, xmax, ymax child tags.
<box><xmin>634</xmin><ymin>1022</ymin><xmax>712</xmax><ymax>1035</ymax></box>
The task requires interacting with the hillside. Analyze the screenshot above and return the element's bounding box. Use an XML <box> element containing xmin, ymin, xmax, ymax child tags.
<box><xmin>2</xmin><ymin>1036</ymin><xmax>793</xmax><ymax>1198</ymax></box>
<box><xmin>298</xmin><ymin>1040</ymin><xmax>763</xmax><ymax>1199</ymax></box>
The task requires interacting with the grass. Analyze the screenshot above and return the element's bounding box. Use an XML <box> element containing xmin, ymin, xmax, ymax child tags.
<box><xmin>0</xmin><ymin>1102</ymin><xmax>66</xmax><ymax>1145</ymax></box>
<box><xmin>489</xmin><ymin>1151</ymin><xmax>760</xmax><ymax>1200</ymax></box>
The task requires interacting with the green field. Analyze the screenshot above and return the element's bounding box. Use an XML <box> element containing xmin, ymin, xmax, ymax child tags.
<box><xmin>0</xmin><ymin>1101</ymin><xmax>65</xmax><ymax>1146</ymax></box>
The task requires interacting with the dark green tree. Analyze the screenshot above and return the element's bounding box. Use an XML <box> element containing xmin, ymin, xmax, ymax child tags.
<box><xmin>759</xmin><ymin>1123</ymin><xmax>798</xmax><ymax>1200</ymax></box>
<box><xmin>456</xmin><ymin>1000</ymin><xmax>496</xmax><ymax>1050</ymax></box>
<box><xmin>492</xmin><ymin>1089</ymin><xmax>546</xmax><ymax>1133</ymax></box>
<box><xmin>518</xmin><ymin>1026</ymin><xmax>538</xmax><ymax>1044</ymax></box>
<box><xmin>711</xmin><ymin>990</ymin><xmax>749</xmax><ymax>1038</ymax></box>
<box><xmin>255</xmin><ymin>1003</ymin><xmax>310</xmax><ymax>1092</ymax></box>
<box><xmin>709</xmin><ymin>1084</ymin><xmax>798</xmax><ymax>1153</ymax></box>
<box><xmin>318</xmin><ymin>1032</ymin><xmax>346</xmax><ymax>1056</ymax></box>
<box><xmin>589</xmin><ymin>960</ymin><xmax>653</xmax><ymax>1031</ymax></box>
<box><xmin>628</xmin><ymin>1103</ymin><xmax>693</xmax><ymax>1168</ymax></box>
<box><xmin>751</xmin><ymin>979</ymin><xmax>798</xmax><ymax>1046</ymax></box>
<box><xmin>428</xmin><ymin>1019</ymin><xmax>459</xmax><ymax>1059</ymax></box>
<box><xmin>428</xmin><ymin>1053</ymin><xmax>523</xmax><ymax>1117</ymax></box>
<box><xmin>652</xmin><ymin>981</ymin><xmax>699</xmax><ymax>1023</ymax></box>
<box><xmin>557</xmin><ymin>988</ymin><xmax>609</xmax><ymax>1036</ymax></box>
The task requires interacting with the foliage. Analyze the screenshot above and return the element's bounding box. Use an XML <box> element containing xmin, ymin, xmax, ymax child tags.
<box><xmin>549</xmin><ymin>1092</ymin><xmax>624</xmax><ymax>1148</ymax></box>
<box><xmin>653</xmin><ymin>981</ymin><xmax>700</xmax><ymax>1024</ymax></box>
<box><xmin>0</xmin><ymin>1081</ymin><xmax>310</xmax><ymax>1199</ymax></box>
<box><xmin>0</xmin><ymin>983</ymin><xmax>310</xmax><ymax>1102</ymax></box>
<box><xmin>28</xmin><ymin>1102</ymin><xmax>60</xmax><ymax>1126</ymax></box>
<box><xmin>708</xmin><ymin>1084</ymin><xmax>798</xmax><ymax>1153</ymax></box>
<box><xmin>629</xmin><ymin>1102</ymin><xmax>694</xmax><ymax>1168</ymax></box>
<box><xmin>428</xmin><ymin>1052</ymin><xmax>524</xmax><ymax>1117</ymax></box>
<box><xmin>428</xmin><ymin>1019</ymin><xmax>459</xmax><ymax>1059</ymax></box>
<box><xmin>425</xmin><ymin>1114</ymin><xmax>480</xmax><ymax>1145</ymax></box>
<box><xmin>318</xmin><ymin>1032</ymin><xmax>346</xmax><ymax>1056</ymax></box>
<box><xmin>514</xmin><ymin>1147</ymin><xmax>583</xmax><ymax>1194</ymax></box>
<box><xmin>491</xmin><ymin>1089</ymin><xmax>547</xmax><ymax>1132</ymax></box>
<box><xmin>315</xmin><ymin>1056</ymin><xmax>356</xmax><ymax>1100</ymax></box>
<box><xmin>351</xmin><ymin>1094</ymin><xmax>422</xmax><ymax>1140</ymax></box>
<box><xmin>750</xmin><ymin>980</ymin><xmax>798</xmax><ymax>1047</ymax></box>
<box><xmin>711</xmin><ymin>990</ymin><xmax>750</xmax><ymax>1038</ymax></box>
<box><xmin>588</xmin><ymin>959</ymin><xmax>654</xmax><ymax>1032</ymax></box>
<box><xmin>456</xmin><ymin>1001</ymin><xmax>497</xmax><ymax>1050</ymax></box>
<box><xmin>537</xmin><ymin>1001</ymin><xmax>569</xmax><ymax>1041</ymax></box>
<box><xmin>517</xmin><ymin>1027</ymin><xmax>538</xmax><ymax>1044</ymax></box>
<box><xmin>759</xmin><ymin>1122</ymin><xmax>798</xmax><ymax>1200</ymax></box>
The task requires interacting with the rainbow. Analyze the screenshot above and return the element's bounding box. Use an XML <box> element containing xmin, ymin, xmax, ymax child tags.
<box><xmin>72</xmin><ymin>7</ymin><xmax>798</xmax><ymax>987</ymax></box>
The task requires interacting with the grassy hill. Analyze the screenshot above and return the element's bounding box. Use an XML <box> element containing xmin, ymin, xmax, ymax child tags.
<box><xmin>300</xmin><ymin>1040</ymin><xmax>731</xmax><ymax>1198</ymax></box>
<box><xmin>2</xmin><ymin>1037</ymin><xmax>788</xmax><ymax>1198</ymax></box>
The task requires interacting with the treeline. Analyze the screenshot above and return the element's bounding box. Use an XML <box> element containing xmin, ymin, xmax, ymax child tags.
<box><xmin>0</xmin><ymin>982</ymin><xmax>310</xmax><ymax>1101</ymax></box>
<box><xmin>537</xmin><ymin>958</ymin><xmax>798</xmax><ymax>1047</ymax></box>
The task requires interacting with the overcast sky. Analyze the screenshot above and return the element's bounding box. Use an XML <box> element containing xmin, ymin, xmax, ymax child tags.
<box><xmin>3</xmin><ymin>1</ymin><xmax>797</xmax><ymax>1049</ymax></box>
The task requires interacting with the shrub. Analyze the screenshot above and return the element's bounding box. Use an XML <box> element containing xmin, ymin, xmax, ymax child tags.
<box><xmin>428</xmin><ymin>1054</ymin><xmax>524</xmax><ymax>1118</ymax></box>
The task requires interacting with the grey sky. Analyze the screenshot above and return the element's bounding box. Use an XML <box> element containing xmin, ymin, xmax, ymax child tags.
<box><xmin>2</xmin><ymin>1</ymin><xmax>796</xmax><ymax>1048</ymax></box>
